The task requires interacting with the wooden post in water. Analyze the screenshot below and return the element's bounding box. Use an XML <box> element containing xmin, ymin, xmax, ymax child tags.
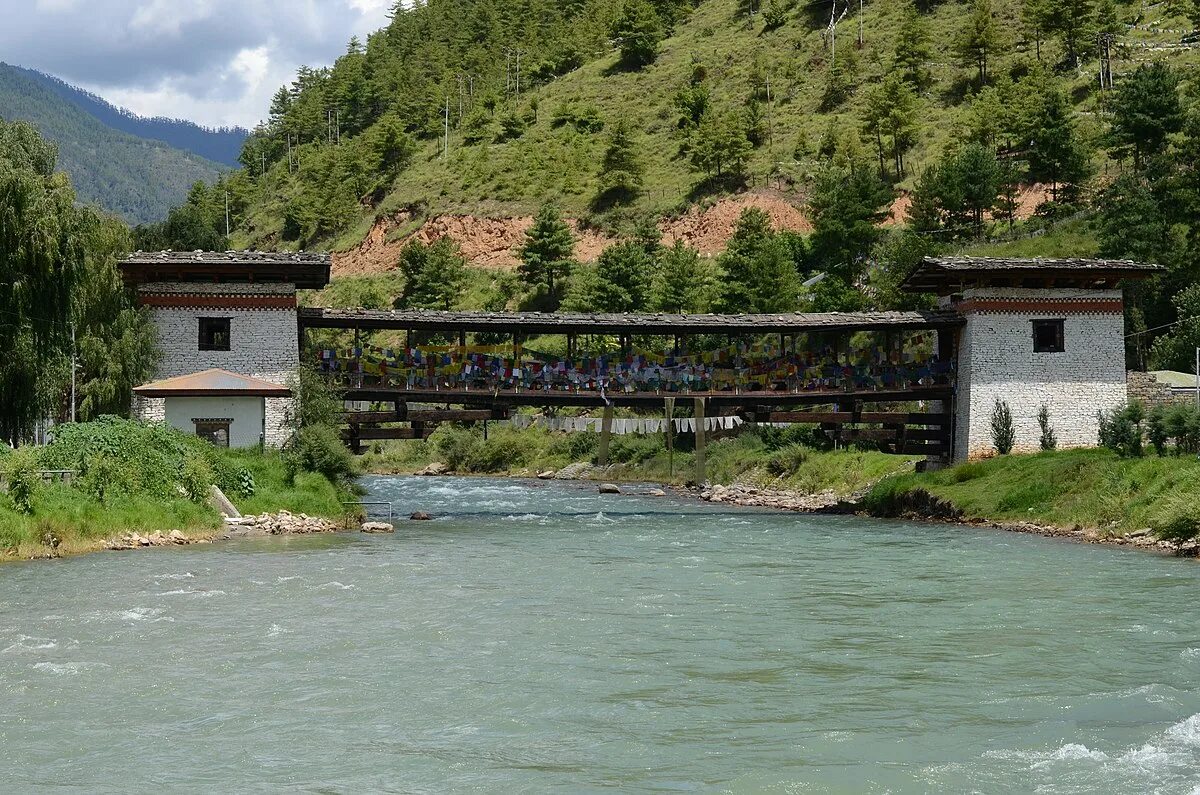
<box><xmin>693</xmin><ymin>397</ymin><xmax>707</xmax><ymax>485</ymax></box>
<box><xmin>598</xmin><ymin>405</ymin><xmax>615</xmax><ymax>466</ymax></box>
<box><xmin>664</xmin><ymin>397</ymin><xmax>675</xmax><ymax>478</ymax></box>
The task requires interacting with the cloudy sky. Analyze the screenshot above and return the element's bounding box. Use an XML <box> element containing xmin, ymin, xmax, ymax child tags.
<box><xmin>2</xmin><ymin>0</ymin><xmax>395</xmax><ymax>130</ymax></box>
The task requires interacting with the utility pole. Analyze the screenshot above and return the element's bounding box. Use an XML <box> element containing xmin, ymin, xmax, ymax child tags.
<box><xmin>765</xmin><ymin>73</ymin><xmax>773</xmax><ymax>152</ymax></box>
<box><xmin>224</xmin><ymin>190</ymin><xmax>230</xmax><ymax>237</ymax></box>
<box><xmin>1098</xmin><ymin>33</ymin><xmax>1115</xmax><ymax>90</ymax></box>
<box><xmin>443</xmin><ymin>97</ymin><xmax>449</xmax><ymax>159</ymax></box>
<box><xmin>70</xmin><ymin>322</ymin><xmax>76</xmax><ymax>424</ymax></box>
<box><xmin>335</xmin><ymin>109</ymin><xmax>341</xmax><ymax>144</ymax></box>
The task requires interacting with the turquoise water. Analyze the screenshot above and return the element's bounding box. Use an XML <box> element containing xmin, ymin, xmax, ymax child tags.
<box><xmin>2</xmin><ymin>476</ymin><xmax>1199</xmax><ymax>793</ymax></box>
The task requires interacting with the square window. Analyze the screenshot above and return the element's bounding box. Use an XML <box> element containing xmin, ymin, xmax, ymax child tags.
<box><xmin>194</xmin><ymin>419</ymin><xmax>231</xmax><ymax>448</ymax></box>
<box><xmin>1032</xmin><ymin>319</ymin><xmax>1065</xmax><ymax>353</ymax></box>
<box><xmin>199</xmin><ymin>317</ymin><xmax>231</xmax><ymax>351</ymax></box>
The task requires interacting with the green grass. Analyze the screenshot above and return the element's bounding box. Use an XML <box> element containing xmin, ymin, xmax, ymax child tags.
<box><xmin>234</xmin><ymin>0</ymin><xmax>1200</xmax><ymax>251</ymax></box>
<box><xmin>361</xmin><ymin>421</ymin><xmax>918</xmax><ymax>494</ymax></box>
<box><xmin>0</xmin><ymin>445</ymin><xmax>352</xmax><ymax>558</ymax></box>
<box><xmin>863</xmin><ymin>448</ymin><xmax>1200</xmax><ymax>533</ymax></box>
<box><xmin>956</xmin><ymin>216</ymin><xmax>1100</xmax><ymax>259</ymax></box>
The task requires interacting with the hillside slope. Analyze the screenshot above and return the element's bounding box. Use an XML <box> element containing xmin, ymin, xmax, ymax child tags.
<box><xmin>229</xmin><ymin>0</ymin><xmax>1200</xmax><ymax>260</ymax></box>
<box><xmin>0</xmin><ymin>63</ymin><xmax>227</xmax><ymax>224</ymax></box>
<box><xmin>12</xmin><ymin>64</ymin><xmax>248</xmax><ymax>167</ymax></box>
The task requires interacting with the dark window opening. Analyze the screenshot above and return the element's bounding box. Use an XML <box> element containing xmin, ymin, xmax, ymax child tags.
<box><xmin>199</xmin><ymin>317</ymin><xmax>231</xmax><ymax>351</ymax></box>
<box><xmin>194</xmin><ymin>419</ymin><xmax>231</xmax><ymax>448</ymax></box>
<box><xmin>1032</xmin><ymin>319</ymin><xmax>1065</xmax><ymax>353</ymax></box>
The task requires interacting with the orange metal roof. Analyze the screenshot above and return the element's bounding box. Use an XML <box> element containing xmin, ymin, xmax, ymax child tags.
<box><xmin>133</xmin><ymin>369</ymin><xmax>291</xmax><ymax>397</ymax></box>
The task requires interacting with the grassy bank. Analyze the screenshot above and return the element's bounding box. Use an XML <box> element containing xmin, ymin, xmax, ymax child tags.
<box><xmin>362</xmin><ymin>421</ymin><xmax>918</xmax><ymax>494</ymax></box>
<box><xmin>0</xmin><ymin>418</ymin><xmax>352</xmax><ymax>559</ymax></box>
<box><xmin>863</xmin><ymin>448</ymin><xmax>1200</xmax><ymax>535</ymax></box>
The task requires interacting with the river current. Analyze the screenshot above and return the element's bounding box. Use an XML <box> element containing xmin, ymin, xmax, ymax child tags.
<box><xmin>2</xmin><ymin>476</ymin><xmax>1199</xmax><ymax>793</ymax></box>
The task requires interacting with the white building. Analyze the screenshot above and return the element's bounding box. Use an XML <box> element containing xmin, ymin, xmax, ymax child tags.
<box><xmin>121</xmin><ymin>251</ymin><xmax>330</xmax><ymax>448</ymax></box>
<box><xmin>905</xmin><ymin>256</ymin><xmax>1161</xmax><ymax>460</ymax></box>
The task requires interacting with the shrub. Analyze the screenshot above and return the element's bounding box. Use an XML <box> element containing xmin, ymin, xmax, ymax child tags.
<box><xmin>1147</xmin><ymin>406</ymin><xmax>1168</xmax><ymax>456</ymax></box>
<box><xmin>608</xmin><ymin>434</ymin><xmax>664</xmax><ymax>465</ymax></box>
<box><xmin>466</xmin><ymin>436</ymin><xmax>529</xmax><ymax>473</ymax></box>
<box><xmin>284</xmin><ymin>425</ymin><xmax>357</xmax><ymax>486</ymax></box>
<box><xmin>991</xmin><ymin>399</ymin><xmax>1016</xmax><ymax>455</ymax></box>
<box><xmin>432</xmin><ymin>426</ymin><xmax>482</xmax><ymax>471</ymax></box>
<box><xmin>952</xmin><ymin>461</ymin><xmax>987</xmax><ymax>482</ymax></box>
<box><xmin>1098</xmin><ymin>401</ymin><xmax>1144</xmax><ymax>458</ymax></box>
<box><xmin>4</xmin><ymin>447</ymin><xmax>42</xmax><ymax>515</ymax></box>
<box><xmin>1149</xmin><ymin>494</ymin><xmax>1200</xmax><ymax>552</ymax></box>
<box><xmin>1038</xmin><ymin>405</ymin><xmax>1057</xmax><ymax>451</ymax></box>
<box><xmin>548</xmin><ymin>428</ymin><xmax>598</xmax><ymax>462</ymax></box>
<box><xmin>766</xmin><ymin>443</ymin><xmax>809</xmax><ymax>476</ymax></box>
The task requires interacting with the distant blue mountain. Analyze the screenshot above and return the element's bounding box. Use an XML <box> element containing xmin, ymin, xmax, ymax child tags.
<box><xmin>0</xmin><ymin>62</ymin><xmax>232</xmax><ymax>224</ymax></box>
<box><xmin>5</xmin><ymin>63</ymin><xmax>248</xmax><ymax>167</ymax></box>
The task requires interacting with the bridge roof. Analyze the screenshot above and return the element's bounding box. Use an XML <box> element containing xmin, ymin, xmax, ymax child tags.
<box><xmin>904</xmin><ymin>256</ymin><xmax>1161</xmax><ymax>292</ymax></box>
<box><xmin>120</xmin><ymin>250</ymin><xmax>331</xmax><ymax>289</ymax></box>
<box><xmin>298</xmin><ymin>307</ymin><xmax>964</xmax><ymax>335</ymax></box>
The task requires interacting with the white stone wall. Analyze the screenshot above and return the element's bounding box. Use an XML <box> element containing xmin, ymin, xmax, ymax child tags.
<box><xmin>138</xmin><ymin>282</ymin><xmax>299</xmax><ymax>446</ymax></box>
<box><xmin>163</xmin><ymin>396</ymin><xmax>266</xmax><ymax>448</ymax></box>
<box><xmin>952</xmin><ymin>287</ymin><xmax>1128</xmax><ymax>460</ymax></box>
<box><xmin>132</xmin><ymin>395</ymin><xmax>165</xmax><ymax>425</ymax></box>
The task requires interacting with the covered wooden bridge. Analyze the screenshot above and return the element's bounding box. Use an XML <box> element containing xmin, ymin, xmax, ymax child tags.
<box><xmin>299</xmin><ymin>307</ymin><xmax>963</xmax><ymax>463</ymax></box>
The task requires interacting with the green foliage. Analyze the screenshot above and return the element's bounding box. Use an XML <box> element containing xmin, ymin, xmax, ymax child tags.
<box><xmin>595</xmin><ymin>119</ymin><xmax>645</xmax><ymax>206</ymax></box>
<box><xmin>551</xmin><ymin>101</ymin><xmax>605</xmax><ymax>133</ymax></box>
<box><xmin>808</xmin><ymin>163</ymin><xmax>894</xmax><ymax>281</ymax></box>
<box><xmin>893</xmin><ymin>2</ymin><xmax>933</xmax><ymax>89</ymax></box>
<box><xmin>573</xmin><ymin>241</ymin><xmax>655</xmax><ymax>312</ymax></box>
<box><xmin>766</xmin><ymin>443</ymin><xmax>809</xmax><ymax>477</ymax></box>
<box><xmin>717</xmin><ymin>208</ymin><xmax>800</xmax><ymax>313</ymax></box>
<box><xmin>286</xmin><ymin>364</ymin><xmax>345</xmax><ymax>431</ymax></box>
<box><xmin>956</xmin><ymin>0</ymin><xmax>1004</xmax><ymax>85</ymax></box>
<box><xmin>283</xmin><ymin>425</ymin><xmax>358</xmax><ymax>487</ymax></box>
<box><xmin>861</xmin><ymin>72</ymin><xmax>919</xmax><ymax>179</ymax></box>
<box><xmin>1098</xmin><ymin>401</ymin><xmax>1145</xmax><ymax>458</ymax></box>
<box><xmin>0</xmin><ymin>64</ymin><xmax>228</xmax><ymax>225</ymax></box>
<box><xmin>1148</xmin><ymin>405</ymin><xmax>1169</xmax><ymax>456</ymax></box>
<box><xmin>3</xmin><ymin>447</ymin><xmax>42</xmax><ymax>515</ymax></box>
<box><xmin>1149</xmin><ymin>494</ymin><xmax>1200</xmax><ymax>551</ymax></box>
<box><xmin>396</xmin><ymin>236</ymin><xmax>467</xmax><ymax>310</ymax></box>
<box><xmin>912</xmin><ymin>143</ymin><xmax>1001</xmax><ymax>237</ymax></box>
<box><xmin>519</xmin><ymin>203</ymin><xmax>577</xmax><ymax>304</ymax></box>
<box><xmin>1037</xmin><ymin>405</ymin><xmax>1057</xmax><ymax>451</ymax></box>
<box><xmin>612</xmin><ymin>0</ymin><xmax>665</xmax><ymax>68</ymax></box>
<box><xmin>1107</xmin><ymin>63</ymin><xmax>1184</xmax><ymax>169</ymax></box>
<box><xmin>689</xmin><ymin>111</ymin><xmax>753</xmax><ymax>184</ymax></box>
<box><xmin>651</xmin><ymin>239</ymin><xmax>712</xmax><ymax>312</ymax></box>
<box><xmin>990</xmin><ymin>399</ymin><xmax>1016</xmax><ymax>455</ymax></box>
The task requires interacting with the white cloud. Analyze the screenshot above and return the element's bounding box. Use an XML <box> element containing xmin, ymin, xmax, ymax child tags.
<box><xmin>1</xmin><ymin>0</ymin><xmax>394</xmax><ymax>129</ymax></box>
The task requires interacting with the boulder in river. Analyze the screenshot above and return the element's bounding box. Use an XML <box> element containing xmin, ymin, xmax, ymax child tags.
<box><xmin>598</xmin><ymin>483</ymin><xmax>621</xmax><ymax>494</ymax></box>
<box><xmin>410</xmin><ymin>511</ymin><xmax>434</xmax><ymax>521</ymax></box>
<box><xmin>416</xmin><ymin>462</ymin><xmax>449</xmax><ymax>476</ymax></box>
<box><xmin>361</xmin><ymin>522</ymin><xmax>395</xmax><ymax>534</ymax></box>
<box><xmin>537</xmin><ymin>470</ymin><xmax>557</xmax><ymax>480</ymax></box>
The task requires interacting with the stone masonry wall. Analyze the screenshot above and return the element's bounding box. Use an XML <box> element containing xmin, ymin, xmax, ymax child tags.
<box><xmin>953</xmin><ymin>287</ymin><xmax>1127</xmax><ymax>460</ymax></box>
<box><xmin>137</xmin><ymin>282</ymin><xmax>299</xmax><ymax>446</ymax></box>
<box><xmin>1126</xmin><ymin>370</ymin><xmax>1179</xmax><ymax>409</ymax></box>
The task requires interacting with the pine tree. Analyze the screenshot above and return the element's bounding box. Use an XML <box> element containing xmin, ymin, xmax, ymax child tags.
<box><xmin>689</xmin><ymin>111</ymin><xmax>753</xmax><ymax>183</ymax></box>
<box><xmin>584</xmin><ymin>241</ymin><xmax>654</xmax><ymax>312</ymax></box>
<box><xmin>1022</xmin><ymin>74</ymin><xmax>1092</xmax><ymax>202</ymax></box>
<box><xmin>717</xmin><ymin>208</ymin><xmax>800</xmax><ymax>313</ymax></box>
<box><xmin>1047</xmin><ymin>0</ymin><xmax>1094</xmax><ymax>67</ymax></box>
<box><xmin>595</xmin><ymin>119</ymin><xmax>645</xmax><ymax>205</ymax></box>
<box><xmin>611</xmin><ymin>0</ymin><xmax>664</xmax><ymax>68</ymax></box>
<box><xmin>956</xmin><ymin>0</ymin><xmax>1004</xmax><ymax>85</ymax></box>
<box><xmin>397</xmin><ymin>237</ymin><xmax>467</xmax><ymax>311</ymax></box>
<box><xmin>519</xmin><ymin>204</ymin><xmax>576</xmax><ymax>302</ymax></box>
<box><xmin>1108</xmin><ymin>63</ymin><xmax>1184</xmax><ymax>169</ymax></box>
<box><xmin>651</xmin><ymin>240</ymin><xmax>710</xmax><ymax>313</ymax></box>
<box><xmin>1022</xmin><ymin>0</ymin><xmax>1052</xmax><ymax>60</ymax></box>
<box><xmin>862</xmin><ymin>73</ymin><xmax>919</xmax><ymax>179</ymax></box>
<box><xmin>893</xmin><ymin>2</ymin><xmax>933</xmax><ymax>89</ymax></box>
<box><xmin>808</xmin><ymin>163</ymin><xmax>895</xmax><ymax>279</ymax></box>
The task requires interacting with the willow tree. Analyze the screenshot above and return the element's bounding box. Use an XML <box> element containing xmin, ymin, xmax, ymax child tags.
<box><xmin>0</xmin><ymin>120</ymin><xmax>155</xmax><ymax>443</ymax></box>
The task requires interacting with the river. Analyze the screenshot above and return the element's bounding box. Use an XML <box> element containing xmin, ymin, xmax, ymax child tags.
<box><xmin>1</xmin><ymin>476</ymin><xmax>1199</xmax><ymax>793</ymax></box>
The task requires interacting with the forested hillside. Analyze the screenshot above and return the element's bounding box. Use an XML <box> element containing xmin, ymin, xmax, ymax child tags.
<box><xmin>162</xmin><ymin>0</ymin><xmax>1200</xmax><ymax>370</ymax></box>
<box><xmin>0</xmin><ymin>63</ymin><xmax>228</xmax><ymax>224</ymax></box>
<box><xmin>11</xmin><ymin>64</ymin><xmax>248</xmax><ymax>167</ymax></box>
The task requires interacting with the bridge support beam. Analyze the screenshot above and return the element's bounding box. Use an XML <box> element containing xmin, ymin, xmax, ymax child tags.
<box><xmin>598</xmin><ymin>405</ymin><xmax>614</xmax><ymax>466</ymax></box>
<box><xmin>693</xmin><ymin>397</ymin><xmax>707</xmax><ymax>486</ymax></box>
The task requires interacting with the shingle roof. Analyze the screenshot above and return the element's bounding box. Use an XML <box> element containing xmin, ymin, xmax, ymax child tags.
<box><xmin>904</xmin><ymin>255</ymin><xmax>1162</xmax><ymax>292</ymax></box>
<box><xmin>133</xmin><ymin>369</ymin><xmax>291</xmax><ymax>397</ymax></box>
<box><xmin>119</xmin><ymin>250</ymin><xmax>330</xmax><ymax>289</ymax></box>
<box><xmin>298</xmin><ymin>307</ymin><xmax>964</xmax><ymax>334</ymax></box>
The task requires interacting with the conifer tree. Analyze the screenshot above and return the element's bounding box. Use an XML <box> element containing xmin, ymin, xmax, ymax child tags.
<box><xmin>595</xmin><ymin>120</ymin><xmax>645</xmax><ymax>206</ymax></box>
<box><xmin>1047</xmin><ymin>0</ymin><xmax>1094</xmax><ymax>67</ymax></box>
<box><xmin>612</xmin><ymin>0</ymin><xmax>664</xmax><ymax>68</ymax></box>
<box><xmin>583</xmin><ymin>242</ymin><xmax>654</xmax><ymax>312</ymax></box>
<box><xmin>1107</xmin><ymin>63</ymin><xmax>1183</xmax><ymax>169</ymax></box>
<box><xmin>808</xmin><ymin>163</ymin><xmax>895</xmax><ymax>280</ymax></box>
<box><xmin>689</xmin><ymin>112</ymin><xmax>753</xmax><ymax>183</ymax></box>
<box><xmin>519</xmin><ymin>204</ymin><xmax>577</xmax><ymax>302</ymax></box>
<box><xmin>716</xmin><ymin>208</ymin><xmax>800</xmax><ymax>313</ymax></box>
<box><xmin>956</xmin><ymin>0</ymin><xmax>1004</xmax><ymax>85</ymax></box>
<box><xmin>1022</xmin><ymin>0</ymin><xmax>1052</xmax><ymax>60</ymax></box>
<box><xmin>397</xmin><ymin>237</ymin><xmax>467</xmax><ymax>311</ymax></box>
<box><xmin>1023</xmin><ymin>75</ymin><xmax>1092</xmax><ymax>201</ymax></box>
<box><xmin>893</xmin><ymin>2</ymin><xmax>933</xmax><ymax>89</ymax></box>
<box><xmin>651</xmin><ymin>240</ymin><xmax>710</xmax><ymax>313</ymax></box>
